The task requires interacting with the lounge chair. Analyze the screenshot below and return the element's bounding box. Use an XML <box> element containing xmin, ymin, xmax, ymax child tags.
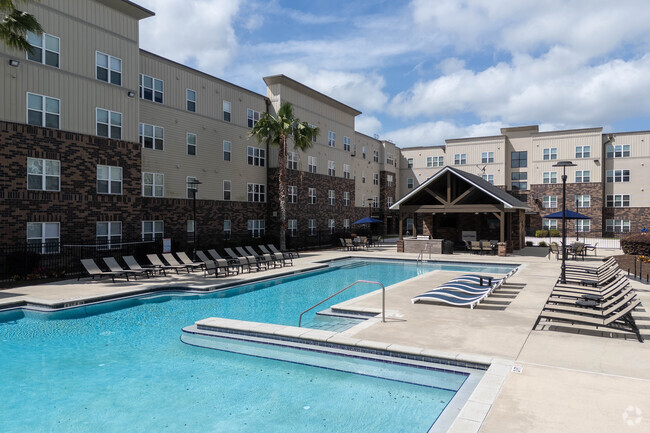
<box><xmin>552</xmin><ymin>274</ymin><xmax>628</xmax><ymax>297</ymax></box>
<box><xmin>176</xmin><ymin>251</ymin><xmax>207</xmax><ymax>271</ymax></box>
<box><xmin>162</xmin><ymin>253</ymin><xmax>201</xmax><ymax>272</ymax></box>
<box><xmin>411</xmin><ymin>290</ymin><xmax>488</xmax><ymax>309</ymax></box>
<box><xmin>79</xmin><ymin>258</ymin><xmax>128</xmax><ymax>282</ymax></box>
<box><xmin>548</xmin><ymin>285</ymin><xmax>635</xmax><ymax>310</ymax></box>
<box><xmin>124</xmin><ymin>255</ymin><xmax>165</xmax><ymax>276</ymax></box>
<box><xmin>237</xmin><ymin>246</ymin><xmax>268</xmax><ymax>270</ymax></box>
<box><xmin>259</xmin><ymin>245</ymin><xmax>292</xmax><ymax>266</ymax></box>
<box><xmin>245</xmin><ymin>246</ymin><xmax>280</xmax><ymax>268</ymax></box>
<box><xmin>226</xmin><ymin>248</ymin><xmax>262</xmax><ymax>272</ymax></box>
<box><xmin>339</xmin><ymin>238</ymin><xmax>347</xmax><ymax>251</ymax></box>
<box><xmin>561</xmin><ymin>265</ymin><xmax>620</xmax><ymax>287</ymax></box>
<box><xmin>202</xmin><ymin>259</ymin><xmax>235</xmax><ymax>277</ymax></box>
<box><xmin>564</xmin><ymin>257</ymin><xmax>616</xmax><ymax>274</ymax></box>
<box><xmin>147</xmin><ymin>254</ymin><xmax>189</xmax><ymax>274</ymax></box>
<box><xmin>268</xmin><ymin>243</ymin><xmax>299</xmax><ymax>259</ymax></box>
<box><xmin>420</xmin><ymin>282</ymin><xmax>495</xmax><ymax>296</ymax></box>
<box><xmin>103</xmin><ymin>257</ymin><xmax>150</xmax><ymax>280</ymax></box>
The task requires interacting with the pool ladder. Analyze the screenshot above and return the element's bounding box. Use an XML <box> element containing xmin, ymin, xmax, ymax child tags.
<box><xmin>417</xmin><ymin>243</ymin><xmax>432</xmax><ymax>264</ymax></box>
<box><xmin>298</xmin><ymin>280</ymin><xmax>386</xmax><ymax>327</ymax></box>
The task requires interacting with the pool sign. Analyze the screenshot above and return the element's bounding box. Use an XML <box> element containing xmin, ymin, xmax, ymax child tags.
<box><xmin>163</xmin><ymin>238</ymin><xmax>171</xmax><ymax>253</ymax></box>
<box><xmin>462</xmin><ymin>231</ymin><xmax>477</xmax><ymax>242</ymax></box>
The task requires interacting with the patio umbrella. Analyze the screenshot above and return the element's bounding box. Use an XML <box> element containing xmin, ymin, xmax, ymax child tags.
<box><xmin>542</xmin><ymin>209</ymin><xmax>592</xmax><ymax>248</ymax></box>
<box><xmin>352</xmin><ymin>217</ymin><xmax>383</xmax><ymax>224</ymax></box>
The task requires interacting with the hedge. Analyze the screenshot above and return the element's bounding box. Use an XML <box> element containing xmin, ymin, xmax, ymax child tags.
<box><xmin>621</xmin><ymin>233</ymin><xmax>650</xmax><ymax>255</ymax></box>
<box><xmin>535</xmin><ymin>229</ymin><xmax>561</xmax><ymax>237</ymax></box>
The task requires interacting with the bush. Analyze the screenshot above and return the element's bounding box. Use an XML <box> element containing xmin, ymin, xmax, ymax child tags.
<box><xmin>535</xmin><ymin>230</ymin><xmax>548</xmax><ymax>237</ymax></box>
<box><xmin>538</xmin><ymin>241</ymin><xmax>547</xmax><ymax>247</ymax></box>
<box><xmin>621</xmin><ymin>233</ymin><xmax>650</xmax><ymax>255</ymax></box>
<box><xmin>550</xmin><ymin>229</ymin><xmax>561</xmax><ymax>237</ymax></box>
<box><xmin>525</xmin><ymin>241</ymin><xmax>533</xmax><ymax>247</ymax></box>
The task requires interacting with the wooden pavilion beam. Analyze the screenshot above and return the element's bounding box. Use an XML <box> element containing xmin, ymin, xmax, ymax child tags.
<box><xmin>425</xmin><ymin>188</ymin><xmax>449</xmax><ymax>205</ymax></box>
<box><xmin>451</xmin><ymin>186</ymin><xmax>476</xmax><ymax>205</ymax></box>
<box><xmin>400</xmin><ymin>204</ymin><xmax>505</xmax><ymax>213</ymax></box>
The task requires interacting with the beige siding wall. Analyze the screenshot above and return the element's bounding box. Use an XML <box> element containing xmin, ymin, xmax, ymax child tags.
<box><xmin>605</xmin><ymin>132</ymin><xmax>650</xmax><ymax>206</ymax></box>
<box><xmin>398</xmin><ymin>147</ymin><xmax>445</xmax><ymax>198</ymax></box>
<box><xmin>446</xmin><ymin>137</ymin><xmax>506</xmax><ymax>185</ymax></box>
<box><xmin>353</xmin><ymin>133</ymin><xmax>383</xmax><ymax>207</ymax></box>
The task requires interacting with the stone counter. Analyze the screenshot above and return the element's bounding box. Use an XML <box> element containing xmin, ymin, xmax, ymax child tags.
<box><xmin>398</xmin><ymin>238</ymin><xmax>443</xmax><ymax>254</ymax></box>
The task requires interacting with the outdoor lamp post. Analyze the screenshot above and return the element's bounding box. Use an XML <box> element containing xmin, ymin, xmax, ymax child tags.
<box><xmin>367</xmin><ymin>198</ymin><xmax>373</xmax><ymax>218</ymax></box>
<box><xmin>553</xmin><ymin>161</ymin><xmax>577</xmax><ymax>283</ymax></box>
<box><xmin>187</xmin><ymin>178</ymin><xmax>202</xmax><ymax>260</ymax></box>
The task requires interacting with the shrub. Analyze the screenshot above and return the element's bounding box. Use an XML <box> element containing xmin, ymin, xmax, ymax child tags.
<box><xmin>621</xmin><ymin>233</ymin><xmax>650</xmax><ymax>255</ymax></box>
<box><xmin>549</xmin><ymin>229</ymin><xmax>561</xmax><ymax>237</ymax></box>
<box><xmin>538</xmin><ymin>241</ymin><xmax>547</xmax><ymax>247</ymax></box>
<box><xmin>535</xmin><ymin>230</ymin><xmax>548</xmax><ymax>237</ymax></box>
<box><xmin>525</xmin><ymin>241</ymin><xmax>533</xmax><ymax>247</ymax></box>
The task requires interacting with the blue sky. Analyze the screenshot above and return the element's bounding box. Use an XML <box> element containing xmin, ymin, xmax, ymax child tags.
<box><xmin>137</xmin><ymin>0</ymin><xmax>650</xmax><ymax>147</ymax></box>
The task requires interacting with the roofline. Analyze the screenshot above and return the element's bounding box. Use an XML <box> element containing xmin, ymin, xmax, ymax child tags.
<box><xmin>354</xmin><ymin>130</ymin><xmax>382</xmax><ymax>142</ymax></box>
<box><xmin>95</xmin><ymin>0</ymin><xmax>154</xmax><ymax>20</ymax></box>
<box><xmin>264</xmin><ymin>75</ymin><xmax>362</xmax><ymax>117</ymax></box>
<box><xmin>445</xmin><ymin>135</ymin><xmax>505</xmax><ymax>144</ymax></box>
<box><xmin>446</xmin><ymin>166</ymin><xmax>529</xmax><ymax>210</ymax></box>
<box><xmin>532</xmin><ymin>126</ymin><xmax>603</xmax><ymax>137</ymax></box>
<box><xmin>398</xmin><ymin>145</ymin><xmax>446</xmax><ymax>151</ymax></box>
<box><xmin>500</xmin><ymin>125</ymin><xmax>539</xmax><ymax>134</ymax></box>
<box><xmin>605</xmin><ymin>129</ymin><xmax>650</xmax><ymax>136</ymax></box>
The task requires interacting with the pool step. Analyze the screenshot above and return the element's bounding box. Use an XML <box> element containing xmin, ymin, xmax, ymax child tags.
<box><xmin>316</xmin><ymin>307</ymin><xmax>375</xmax><ymax>320</ymax></box>
<box><xmin>336</xmin><ymin>262</ymin><xmax>367</xmax><ymax>270</ymax></box>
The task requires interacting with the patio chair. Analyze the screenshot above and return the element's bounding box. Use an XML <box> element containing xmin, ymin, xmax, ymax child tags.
<box><xmin>567</xmin><ymin>243</ymin><xmax>585</xmax><ymax>261</ymax></box>
<box><xmin>124</xmin><ymin>255</ymin><xmax>165</xmax><ymax>276</ymax></box>
<box><xmin>480</xmin><ymin>240</ymin><xmax>493</xmax><ymax>255</ymax></box>
<box><xmin>470</xmin><ymin>241</ymin><xmax>482</xmax><ymax>254</ymax></box>
<box><xmin>268</xmin><ymin>243</ymin><xmax>299</xmax><ymax>259</ymax></box>
<box><xmin>584</xmin><ymin>242</ymin><xmax>598</xmax><ymax>256</ymax></box>
<box><xmin>549</xmin><ymin>242</ymin><xmax>560</xmax><ymax>260</ymax></box>
<box><xmin>339</xmin><ymin>238</ymin><xmax>347</xmax><ymax>251</ymax></box>
<box><xmin>176</xmin><ymin>251</ymin><xmax>207</xmax><ymax>271</ymax></box>
<box><xmin>344</xmin><ymin>238</ymin><xmax>356</xmax><ymax>251</ymax></box>
<box><xmin>79</xmin><ymin>258</ymin><xmax>128</xmax><ymax>283</ymax></box>
<box><xmin>103</xmin><ymin>257</ymin><xmax>150</xmax><ymax>280</ymax></box>
<box><xmin>146</xmin><ymin>254</ymin><xmax>189</xmax><ymax>274</ymax></box>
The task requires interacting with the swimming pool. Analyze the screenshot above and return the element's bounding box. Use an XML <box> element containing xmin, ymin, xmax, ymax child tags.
<box><xmin>0</xmin><ymin>258</ymin><xmax>512</xmax><ymax>432</ymax></box>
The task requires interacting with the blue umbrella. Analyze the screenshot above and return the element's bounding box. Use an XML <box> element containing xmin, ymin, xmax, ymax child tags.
<box><xmin>542</xmin><ymin>209</ymin><xmax>591</xmax><ymax>219</ymax></box>
<box><xmin>352</xmin><ymin>217</ymin><xmax>383</xmax><ymax>224</ymax></box>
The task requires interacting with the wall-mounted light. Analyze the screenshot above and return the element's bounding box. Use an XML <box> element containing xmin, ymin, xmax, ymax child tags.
<box><xmin>8</xmin><ymin>59</ymin><xmax>20</xmax><ymax>67</ymax></box>
<box><xmin>127</xmin><ymin>91</ymin><xmax>135</xmax><ymax>97</ymax></box>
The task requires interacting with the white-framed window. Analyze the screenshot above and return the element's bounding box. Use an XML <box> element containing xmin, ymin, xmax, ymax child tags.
<box><xmin>288</xmin><ymin>219</ymin><xmax>297</xmax><ymax>237</ymax></box>
<box><xmin>329</xmin><ymin>219</ymin><xmax>335</xmax><ymax>234</ymax></box>
<box><xmin>328</xmin><ymin>189</ymin><xmax>335</xmax><ymax>205</ymax></box>
<box><xmin>407</xmin><ymin>178</ymin><xmax>413</xmax><ymax>189</ymax></box>
<box><xmin>223</xmin><ymin>220</ymin><xmax>231</xmax><ymax>239</ymax></box>
<box><xmin>362</xmin><ymin>146</ymin><xmax>366</xmax><ymax>159</ymax></box>
<box><xmin>343</xmin><ymin>219</ymin><xmax>350</xmax><ymax>231</ymax></box>
<box><xmin>606</xmin><ymin>194</ymin><xmax>630</xmax><ymax>207</ymax></box>
<box><xmin>96</xmin><ymin>51</ymin><xmax>121</xmax><ymax>85</ymax></box>
<box><xmin>139</xmin><ymin>123</ymin><xmax>163</xmax><ymax>150</ymax></box>
<box><xmin>27</xmin><ymin>92</ymin><xmax>60</xmax><ymax>129</ymax></box>
<box><xmin>223</xmin><ymin>100</ymin><xmax>231</xmax><ymax>122</ymax></box>
<box><xmin>543</xmin><ymin>219</ymin><xmax>558</xmax><ymax>230</ymax></box>
<box><xmin>387</xmin><ymin>174</ymin><xmax>394</xmax><ymax>187</ymax></box>
<box><xmin>606</xmin><ymin>144</ymin><xmax>630</xmax><ymax>158</ymax></box>
<box><xmin>288</xmin><ymin>185</ymin><xmax>297</xmax><ymax>204</ymax></box>
<box><xmin>308</xmin><ymin>124</ymin><xmax>317</xmax><ymax>142</ymax></box>
<box><xmin>343</xmin><ymin>164</ymin><xmax>351</xmax><ymax>179</ymax></box>
<box><xmin>575</xmin><ymin>195</ymin><xmax>591</xmax><ymax>208</ymax></box>
<box><xmin>248</xmin><ymin>219</ymin><xmax>265</xmax><ymax>238</ymax></box>
<box><xmin>344</xmin><ymin>191</ymin><xmax>350</xmax><ymax>206</ymax></box>
<box><xmin>309</xmin><ymin>188</ymin><xmax>317</xmax><ymax>204</ymax></box>
<box><xmin>186</xmin><ymin>89</ymin><xmax>196</xmax><ymax>112</ymax></box>
<box><xmin>407</xmin><ymin>158</ymin><xmax>414</xmax><ymax>168</ymax></box>
<box><xmin>373</xmin><ymin>150</ymin><xmax>379</xmax><ymax>163</ymax></box>
<box><xmin>361</xmin><ymin>194</ymin><xmax>366</xmax><ymax>207</ymax></box>
<box><xmin>308</xmin><ymin>156</ymin><xmax>317</xmax><ymax>173</ymax></box>
<box><xmin>406</xmin><ymin>218</ymin><xmax>413</xmax><ymax>232</ymax></box>
<box><xmin>328</xmin><ymin>131</ymin><xmax>336</xmax><ymax>147</ymax></box>
<box><xmin>481</xmin><ymin>152</ymin><xmax>494</xmax><ymax>163</ymax></box>
<box><xmin>26</xmin><ymin>31</ymin><xmax>59</xmax><ymax>67</ymax></box>
<box><xmin>576</xmin><ymin>146</ymin><xmax>591</xmax><ymax>158</ymax></box>
<box><xmin>454</xmin><ymin>154</ymin><xmax>467</xmax><ymax>165</ymax></box>
<box><xmin>387</xmin><ymin>196</ymin><xmax>394</xmax><ymax>207</ymax></box>
<box><xmin>387</xmin><ymin>153</ymin><xmax>394</xmax><ymax>165</ymax></box>
<box><xmin>247</xmin><ymin>146</ymin><xmax>266</xmax><ymax>167</ymax></box>
<box><xmin>287</xmin><ymin>152</ymin><xmax>298</xmax><ymax>170</ymax></box>
<box><xmin>373</xmin><ymin>196</ymin><xmax>379</xmax><ymax>208</ymax></box>
<box><xmin>543</xmin><ymin>195</ymin><xmax>558</xmax><ymax>209</ymax></box>
<box><xmin>97</xmin><ymin>108</ymin><xmax>122</xmax><ymax>139</ymax></box>
<box><xmin>361</xmin><ymin>171</ymin><xmax>366</xmax><ymax>183</ymax></box>
<box><xmin>97</xmin><ymin>221</ymin><xmax>122</xmax><ymax>249</ymax></box>
<box><xmin>247</xmin><ymin>183</ymin><xmax>265</xmax><ymax>202</ymax></box>
<box><xmin>606</xmin><ymin>219</ymin><xmax>630</xmax><ymax>233</ymax></box>
<box><xmin>186</xmin><ymin>133</ymin><xmax>197</xmax><ymax>156</ymax></box>
<box><xmin>373</xmin><ymin>173</ymin><xmax>379</xmax><ymax>185</ymax></box>
<box><xmin>575</xmin><ymin>170</ymin><xmax>590</xmax><ymax>183</ymax></box>
<box><xmin>328</xmin><ymin>160</ymin><xmax>336</xmax><ymax>176</ymax></box>
<box><xmin>575</xmin><ymin>220</ymin><xmax>590</xmax><ymax>233</ymax></box>
<box><xmin>482</xmin><ymin>174</ymin><xmax>494</xmax><ymax>184</ymax></box>
<box><xmin>27</xmin><ymin>222</ymin><xmax>60</xmax><ymax>254</ymax></box>
<box><xmin>308</xmin><ymin>219</ymin><xmax>316</xmax><ymax>235</ymax></box>
<box><xmin>606</xmin><ymin>169</ymin><xmax>630</xmax><ymax>183</ymax></box>
<box><xmin>186</xmin><ymin>176</ymin><xmax>198</xmax><ymax>199</ymax></box>
<box><xmin>247</xmin><ymin>109</ymin><xmax>260</xmax><ymax>127</ymax></box>
<box><xmin>223</xmin><ymin>180</ymin><xmax>231</xmax><ymax>201</ymax></box>
<box><xmin>543</xmin><ymin>148</ymin><xmax>557</xmax><ymax>160</ymax></box>
<box><xmin>223</xmin><ymin>141</ymin><xmax>231</xmax><ymax>161</ymax></box>
<box><xmin>97</xmin><ymin>165</ymin><xmax>122</xmax><ymax>195</ymax></box>
<box><xmin>142</xmin><ymin>220</ymin><xmax>164</xmax><ymax>241</ymax></box>
<box><xmin>542</xmin><ymin>172</ymin><xmax>557</xmax><ymax>184</ymax></box>
<box><xmin>142</xmin><ymin>172</ymin><xmax>164</xmax><ymax>197</ymax></box>
<box><xmin>139</xmin><ymin>74</ymin><xmax>163</xmax><ymax>103</ymax></box>
<box><xmin>427</xmin><ymin>156</ymin><xmax>444</xmax><ymax>167</ymax></box>
<box><xmin>343</xmin><ymin>136</ymin><xmax>351</xmax><ymax>151</ymax></box>
<box><xmin>27</xmin><ymin>157</ymin><xmax>60</xmax><ymax>191</ymax></box>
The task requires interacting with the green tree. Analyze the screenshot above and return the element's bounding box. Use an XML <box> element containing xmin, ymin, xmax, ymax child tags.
<box><xmin>250</xmin><ymin>102</ymin><xmax>319</xmax><ymax>250</ymax></box>
<box><xmin>1</xmin><ymin>0</ymin><xmax>42</xmax><ymax>53</ymax></box>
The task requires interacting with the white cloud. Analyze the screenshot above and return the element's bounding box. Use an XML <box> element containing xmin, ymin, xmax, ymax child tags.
<box><xmin>383</xmin><ymin>121</ymin><xmax>504</xmax><ymax>148</ymax></box>
<box><xmin>355</xmin><ymin>115</ymin><xmax>382</xmax><ymax>137</ymax></box>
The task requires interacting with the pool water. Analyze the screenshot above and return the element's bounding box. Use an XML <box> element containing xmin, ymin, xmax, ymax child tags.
<box><xmin>0</xmin><ymin>259</ymin><xmax>509</xmax><ymax>432</ymax></box>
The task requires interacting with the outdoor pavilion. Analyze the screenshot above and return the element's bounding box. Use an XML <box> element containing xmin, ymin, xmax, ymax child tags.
<box><xmin>391</xmin><ymin>166</ymin><xmax>530</xmax><ymax>253</ymax></box>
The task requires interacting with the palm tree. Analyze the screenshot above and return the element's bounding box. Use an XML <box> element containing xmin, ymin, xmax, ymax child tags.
<box><xmin>250</xmin><ymin>102</ymin><xmax>319</xmax><ymax>251</ymax></box>
<box><xmin>1</xmin><ymin>0</ymin><xmax>42</xmax><ymax>54</ymax></box>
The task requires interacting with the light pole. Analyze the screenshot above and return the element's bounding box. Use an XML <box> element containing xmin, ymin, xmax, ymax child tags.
<box><xmin>367</xmin><ymin>198</ymin><xmax>374</xmax><ymax>237</ymax></box>
<box><xmin>187</xmin><ymin>178</ymin><xmax>202</xmax><ymax>260</ymax></box>
<box><xmin>553</xmin><ymin>161</ymin><xmax>576</xmax><ymax>283</ymax></box>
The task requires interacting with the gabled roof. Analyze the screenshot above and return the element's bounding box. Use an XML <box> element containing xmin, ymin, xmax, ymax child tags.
<box><xmin>391</xmin><ymin>166</ymin><xmax>529</xmax><ymax>210</ymax></box>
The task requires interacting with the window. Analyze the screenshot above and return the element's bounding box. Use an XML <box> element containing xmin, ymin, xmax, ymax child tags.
<box><xmin>247</xmin><ymin>109</ymin><xmax>260</xmax><ymax>127</ymax></box>
<box><xmin>406</xmin><ymin>218</ymin><xmax>413</xmax><ymax>232</ymax></box>
<box><xmin>372</xmin><ymin>196</ymin><xmax>379</xmax><ymax>208</ymax></box>
<box><xmin>543</xmin><ymin>219</ymin><xmax>557</xmax><ymax>230</ymax></box>
<box><xmin>575</xmin><ymin>220</ymin><xmax>590</xmax><ymax>233</ymax></box>
<box><xmin>97</xmin><ymin>165</ymin><xmax>122</xmax><ymax>194</ymax></box>
<box><xmin>328</xmin><ymin>160</ymin><xmax>336</xmax><ymax>177</ymax></box>
<box><xmin>482</xmin><ymin>174</ymin><xmax>494</xmax><ymax>184</ymax></box>
<box><xmin>575</xmin><ymin>195</ymin><xmax>591</xmax><ymax>208</ymax></box>
<box><xmin>343</xmin><ymin>164</ymin><xmax>351</xmax><ymax>179</ymax></box>
<box><xmin>543</xmin><ymin>195</ymin><xmax>558</xmax><ymax>209</ymax></box>
<box><xmin>248</xmin><ymin>220</ymin><xmax>265</xmax><ymax>238</ymax></box>
<box><xmin>97</xmin><ymin>221</ymin><xmax>122</xmax><ymax>249</ymax></box>
<box><xmin>27</xmin><ymin>93</ymin><xmax>60</xmax><ymax>128</ymax></box>
<box><xmin>139</xmin><ymin>74</ymin><xmax>163</xmax><ymax>103</ymax></box>
<box><xmin>606</xmin><ymin>194</ymin><xmax>630</xmax><ymax>207</ymax></box>
<box><xmin>407</xmin><ymin>178</ymin><xmax>414</xmax><ymax>189</ymax></box>
<box><xmin>387</xmin><ymin>196</ymin><xmax>394</xmax><ymax>207</ymax></box>
<box><xmin>543</xmin><ymin>172</ymin><xmax>557</xmax><ymax>184</ymax></box>
<box><xmin>309</xmin><ymin>188</ymin><xmax>316</xmax><ymax>204</ymax></box>
<box><xmin>308</xmin><ymin>156</ymin><xmax>317</xmax><ymax>173</ymax></box>
<box><xmin>343</xmin><ymin>219</ymin><xmax>350</xmax><ymax>231</ymax></box>
<box><xmin>606</xmin><ymin>219</ymin><xmax>630</xmax><ymax>233</ymax></box>
<box><xmin>387</xmin><ymin>174</ymin><xmax>394</xmax><ymax>187</ymax></box>
<box><xmin>247</xmin><ymin>183</ymin><xmax>265</xmax><ymax>202</ymax></box>
<box><xmin>187</xmin><ymin>133</ymin><xmax>197</xmax><ymax>156</ymax></box>
<box><xmin>543</xmin><ymin>148</ymin><xmax>557</xmax><ymax>160</ymax></box>
<box><xmin>308</xmin><ymin>219</ymin><xmax>316</xmax><ymax>235</ymax></box>
<box><xmin>186</xmin><ymin>89</ymin><xmax>196</xmax><ymax>112</ymax></box>
<box><xmin>186</xmin><ymin>176</ymin><xmax>198</xmax><ymax>199</ymax></box>
<box><xmin>223</xmin><ymin>180</ymin><xmax>231</xmax><ymax>201</ymax></box>
<box><xmin>27</xmin><ymin>222</ymin><xmax>59</xmax><ymax>253</ymax></box>
<box><xmin>223</xmin><ymin>141</ymin><xmax>231</xmax><ymax>161</ymax></box>
<box><xmin>511</xmin><ymin>172</ymin><xmax>527</xmax><ymax>190</ymax></box>
<box><xmin>328</xmin><ymin>131</ymin><xmax>336</xmax><ymax>147</ymax></box>
<box><xmin>27</xmin><ymin>157</ymin><xmax>60</xmax><ymax>191</ymax></box>
<box><xmin>139</xmin><ymin>123</ymin><xmax>163</xmax><ymax>150</ymax></box>
<box><xmin>373</xmin><ymin>150</ymin><xmax>379</xmax><ymax>163</ymax></box>
<box><xmin>288</xmin><ymin>185</ymin><xmax>297</xmax><ymax>204</ymax></box>
<box><xmin>187</xmin><ymin>220</ymin><xmax>195</xmax><ymax>243</ymax></box>
<box><xmin>142</xmin><ymin>220</ymin><xmax>164</xmax><ymax>241</ymax></box>
<box><xmin>329</xmin><ymin>219</ymin><xmax>335</xmax><ymax>234</ymax></box>
<box><xmin>26</xmin><ymin>31</ymin><xmax>59</xmax><ymax>67</ymax></box>
<box><xmin>606</xmin><ymin>144</ymin><xmax>630</xmax><ymax>158</ymax></box>
<box><xmin>223</xmin><ymin>220</ymin><xmax>231</xmax><ymax>239</ymax></box>
<box><xmin>223</xmin><ymin>101</ymin><xmax>231</xmax><ymax>122</ymax></box>
<box><xmin>373</xmin><ymin>173</ymin><xmax>379</xmax><ymax>185</ymax></box>
<box><xmin>344</xmin><ymin>191</ymin><xmax>350</xmax><ymax>206</ymax></box>
<box><xmin>142</xmin><ymin>172</ymin><xmax>164</xmax><ymax>197</ymax></box>
<box><xmin>387</xmin><ymin>153</ymin><xmax>394</xmax><ymax>165</ymax></box>
<box><xmin>481</xmin><ymin>152</ymin><xmax>494</xmax><ymax>163</ymax></box>
<box><xmin>247</xmin><ymin>146</ymin><xmax>266</xmax><ymax>166</ymax></box>
<box><xmin>454</xmin><ymin>153</ymin><xmax>467</xmax><ymax>165</ymax></box>
<box><xmin>343</xmin><ymin>136</ymin><xmax>350</xmax><ymax>151</ymax></box>
<box><xmin>606</xmin><ymin>169</ymin><xmax>630</xmax><ymax>183</ymax></box>
<box><xmin>576</xmin><ymin>146</ymin><xmax>591</xmax><ymax>158</ymax></box>
<box><xmin>288</xmin><ymin>219</ymin><xmax>297</xmax><ymax>237</ymax></box>
<box><xmin>362</xmin><ymin>146</ymin><xmax>366</xmax><ymax>159</ymax></box>
<box><xmin>328</xmin><ymin>189</ymin><xmax>335</xmax><ymax>205</ymax></box>
<box><xmin>575</xmin><ymin>170</ymin><xmax>590</xmax><ymax>183</ymax></box>
<box><xmin>511</xmin><ymin>151</ymin><xmax>527</xmax><ymax>168</ymax></box>
<box><xmin>407</xmin><ymin>158</ymin><xmax>414</xmax><ymax>168</ymax></box>
<box><xmin>308</xmin><ymin>124</ymin><xmax>317</xmax><ymax>142</ymax></box>
<box><xmin>287</xmin><ymin>152</ymin><xmax>298</xmax><ymax>170</ymax></box>
<box><xmin>96</xmin><ymin>52</ymin><xmax>121</xmax><ymax>85</ymax></box>
<box><xmin>427</xmin><ymin>156</ymin><xmax>444</xmax><ymax>167</ymax></box>
<box><xmin>361</xmin><ymin>172</ymin><xmax>366</xmax><ymax>183</ymax></box>
<box><xmin>97</xmin><ymin>108</ymin><xmax>122</xmax><ymax>139</ymax></box>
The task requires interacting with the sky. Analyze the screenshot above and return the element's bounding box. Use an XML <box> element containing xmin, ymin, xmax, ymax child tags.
<box><xmin>136</xmin><ymin>0</ymin><xmax>650</xmax><ymax>148</ymax></box>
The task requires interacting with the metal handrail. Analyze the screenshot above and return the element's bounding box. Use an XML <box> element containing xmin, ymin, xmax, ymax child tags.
<box><xmin>417</xmin><ymin>243</ymin><xmax>431</xmax><ymax>264</ymax></box>
<box><xmin>298</xmin><ymin>280</ymin><xmax>386</xmax><ymax>327</ymax></box>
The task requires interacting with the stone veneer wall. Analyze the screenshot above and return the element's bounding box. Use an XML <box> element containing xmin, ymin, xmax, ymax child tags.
<box><xmin>603</xmin><ymin>207</ymin><xmax>650</xmax><ymax>234</ymax></box>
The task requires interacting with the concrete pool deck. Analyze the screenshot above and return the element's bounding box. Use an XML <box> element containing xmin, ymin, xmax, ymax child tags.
<box><xmin>1</xmin><ymin>245</ymin><xmax>649</xmax><ymax>432</ymax></box>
